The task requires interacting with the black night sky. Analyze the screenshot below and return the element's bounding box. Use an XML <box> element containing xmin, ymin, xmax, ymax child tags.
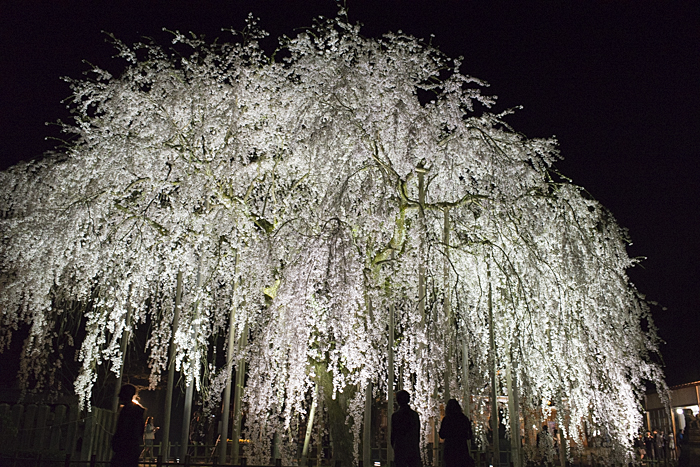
<box><xmin>1</xmin><ymin>0</ymin><xmax>698</xmax><ymax>387</ymax></box>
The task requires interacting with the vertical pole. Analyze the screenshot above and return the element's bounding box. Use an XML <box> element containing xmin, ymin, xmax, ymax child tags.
<box><xmin>462</xmin><ymin>340</ymin><xmax>471</xmax><ymax>417</ymax></box>
<box><xmin>488</xmin><ymin>266</ymin><xmax>500</xmax><ymax>467</ymax></box>
<box><xmin>180</xmin><ymin>267</ymin><xmax>202</xmax><ymax>461</ymax></box>
<box><xmin>316</xmin><ymin>393</ymin><xmax>324</xmax><ymax>467</ymax></box>
<box><xmin>506</xmin><ymin>362</ymin><xmax>521</xmax><ymax>467</ymax></box>
<box><xmin>272</xmin><ymin>431</ymin><xmax>281</xmax><ymax>464</ymax></box>
<box><xmin>433</xmin><ymin>417</ymin><xmax>439</xmax><ymax>467</ymax></box>
<box><xmin>558</xmin><ymin>430</ymin><xmax>566</xmax><ymax>467</ymax></box>
<box><xmin>232</xmin><ymin>323</ymin><xmax>249</xmax><ymax>465</ymax></box>
<box><xmin>363</xmin><ymin>382</ymin><xmax>372</xmax><ymax>467</ymax></box>
<box><xmin>670</xmin><ymin>407</ymin><xmax>678</xmax><ymax>460</ymax></box>
<box><xmin>163</xmin><ymin>271</ymin><xmax>183</xmax><ymax>462</ymax></box>
<box><xmin>417</xmin><ymin>164</ymin><xmax>429</xmax><ymax>467</ymax></box>
<box><xmin>556</xmin><ymin>396</ymin><xmax>566</xmax><ymax>467</ymax></box>
<box><xmin>302</xmin><ymin>384</ymin><xmax>319</xmax><ymax>467</ymax></box>
<box><xmin>417</xmin><ymin>164</ymin><xmax>427</xmax><ymax>325</ymax></box>
<box><xmin>443</xmin><ymin>208</ymin><xmax>452</xmax><ymax>403</ymax></box>
<box><xmin>388</xmin><ymin>302</ymin><xmax>395</xmax><ymax>466</ymax></box>
<box><xmin>181</xmin><ymin>383</ymin><xmax>194</xmax><ymax>460</ymax></box>
<box><xmin>364</xmin><ymin>298</ymin><xmax>374</xmax><ymax>467</ymax></box>
<box><xmin>219</xmin><ymin>252</ymin><xmax>239</xmax><ymax>464</ymax></box>
<box><xmin>299</xmin><ymin>383</ymin><xmax>318</xmax><ymax>467</ymax></box>
<box><xmin>112</xmin><ymin>289</ymin><xmax>133</xmax><ymax>413</ymax></box>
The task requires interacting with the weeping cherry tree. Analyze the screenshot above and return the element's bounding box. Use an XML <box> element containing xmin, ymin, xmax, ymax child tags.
<box><xmin>0</xmin><ymin>11</ymin><xmax>666</xmax><ymax>465</ymax></box>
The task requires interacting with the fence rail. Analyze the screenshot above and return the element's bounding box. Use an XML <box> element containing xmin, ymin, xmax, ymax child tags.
<box><xmin>0</xmin><ymin>453</ymin><xmax>682</xmax><ymax>467</ymax></box>
<box><xmin>0</xmin><ymin>402</ymin><xmax>119</xmax><ymax>462</ymax></box>
<box><xmin>0</xmin><ymin>403</ymin><xmax>681</xmax><ymax>467</ymax></box>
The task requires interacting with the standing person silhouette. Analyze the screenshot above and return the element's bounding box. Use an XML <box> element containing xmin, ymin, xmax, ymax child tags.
<box><xmin>439</xmin><ymin>399</ymin><xmax>474</xmax><ymax>467</ymax></box>
<box><xmin>111</xmin><ymin>384</ymin><xmax>145</xmax><ymax>467</ymax></box>
<box><xmin>142</xmin><ymin>417</ymin><xmax>157</xmax><ymax>460</ymax></box>
<box><xmin>391</xmin><ymin>390</ymin><xmax>421</xmax><ymax>467</ymax></box>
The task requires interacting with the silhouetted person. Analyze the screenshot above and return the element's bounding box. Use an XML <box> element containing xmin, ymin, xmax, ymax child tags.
<box><xmin>678</xmin><ymin>429</ymin><xmax>689</xmax><ymax>467</ymax></box>
<box><xmin>634</xmin><ymin>433</ymin><xmax>646</xmax><ymax>459</ymax></box>
<box><xmin>644</xmin><ymin>432</ymin><xmax>654</xmax><ymax>460</ymax></box>
<box><xmin>655</xmin><ymin>430</ymin><xmax>665</xmax><ymax>459</ymax></box>
<box><xmin>391</xmin><ymin>390</ymin><xmax>421</xmax><ymax>467</ymax></box>
<box><xmin>537</xmin><ymin>424</ymin><xmax>548</xmax><ymax>448</ymax></box>
<box><xmin>537</xmin><ymin>424</ymin><xmax>553</xmax><ymax>466</ymax></box>
<box><xmin>111</xmin><ymin>384</ymin><xmax>145</xmax><ymax>467</ymax></box>
<box><xmin>142</xmin><ymin>416</ymin><xmax>157</xmax><ymax>459</ymax></box>
<box><xmin>439</xmin><ymin>399</ymin><xmax>474</xmax><ymax>467</ymax></box>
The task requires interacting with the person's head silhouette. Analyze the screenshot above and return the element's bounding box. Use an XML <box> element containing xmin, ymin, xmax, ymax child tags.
<box><xmin>445</xmin><ymin>398</ymin><xmax>463</xmax><ymax>416</ymax></box>
<box><xmin>118</xmin><ymin>384</ymin><xmax>137</xmax><ymax>404</ymax></box>
<box><xmin>396</xmin><ymin>390</ymin><xmax>411</xmax><ymax>407</ymax></box>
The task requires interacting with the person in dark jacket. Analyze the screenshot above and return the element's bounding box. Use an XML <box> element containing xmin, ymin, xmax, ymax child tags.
<box><xmin>111</xmin><ymin>384</ymin><xmax>145</xmax><ymax>467</ymax></box>
<box><xmin>644</xmin><ymin>431</ymin><xmax>655</xmax><ymax>460</ymax></box>
<box><xmin>392</xmin><ymin>390</ymin><xmax>421</xmax><ymax>467</ymax></box>
<box><xmin>439</xmin><ymin>399</ymin><xmax>474</xmax><ymax>467</ymax></box>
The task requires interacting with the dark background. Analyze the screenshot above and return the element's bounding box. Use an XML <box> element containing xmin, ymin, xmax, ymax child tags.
<box><xmin>0</xmin><ymin>0</ymin><xmax>698</xmax><ymax>387</ymax></box>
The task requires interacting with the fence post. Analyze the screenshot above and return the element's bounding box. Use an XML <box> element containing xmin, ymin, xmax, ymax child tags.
<box><xmin>64</xmin><ymin>453</ymin><xmax>71</xmax><ymax>467</ymax></box>
<box><xmin>0</xmin><ymin>403</ymin><xmax>9</xmax><ymax>429</ymax></box>
<box><xmin>65</xmin><ymin>405</ymin><xmax>80</xmax><ymax>460</ymax></box>
<box><xmin>82</xmin><ymin>411</ymin><xmax>96</xmax><ymax>462</ymax></box>
<box><xmin>21</xmin><ymin>404</ymin><xmax>38</xmax><ymax>451</ymax></box>
<box><xmin>90</xmin><ymin>453</ymin><xmax>97</xmax><ymax>467</ymax></box>
<box><xmin>33</xmin><ymin>405</ymin><xmax>50</xmax><ymax>451</ymax></box>
<box><xmin>10</xmin><ymin>404</ymin><xmax>24</xmax><ymax>432</ymax></box>
<box><xmin>50</xmin><ymin>405</ymin><xmax>67</xmax><ymax>451</ymax></box>
<box><xmin>98</xmin><ymin>408</ymin><xmax>117</xmax><ymax>461</ymax></box>
<box><xmin>92</xmin><ymin>409</ymin><xmax>105</xmax><ymax>461</ymax></box>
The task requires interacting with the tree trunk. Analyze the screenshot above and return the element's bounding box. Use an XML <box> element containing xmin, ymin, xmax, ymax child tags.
<box><xmin>180</xmin><ymin>267</ymin><xmax>202</xmax><ymax>461</ymax></box>
<box><xmin>488</xmin><ymin>268</ymin><xmax>500</xmax><ymax>467</ymax></box>
<box><xmin>507</xmin><ymin>362</ymin><xmax>521</xmax><ymax>467</ymax></box>
<box><xmin>232</xmin><ymin>322</ymin><xmax>248</xmax><ymax>465</ymax></box>
<box><xmin>388</xmin><ymin>302</ymin><xmax>395</xmax><ymax>465</ymax></box>
<box><xmin>219</xmin><ymin>252</ymin><xmax>239</xmax><ymax>464</ymax></box>
<box><xmin>112</xmin><ymin>292</ymin><xmax>132</xmax><ymax>413</ymax></box>
<box><xmin>443</xmin><ymin>207</ymin><xmax>452</xmax><ymax>403</ymax></box>
<box><xmin>162</xmin><ymin>271</ymin><xmax>182</xmax><ymax>462</ymax></box>
<box><xmin>318</xmin><ymin>363</ymin><xmax>356</xmax><ymax>467</ymax></box>
<box><xmin>363</xmin><ymin>382</ymin><xmax>372</xmax><ymax>467</ymax></box>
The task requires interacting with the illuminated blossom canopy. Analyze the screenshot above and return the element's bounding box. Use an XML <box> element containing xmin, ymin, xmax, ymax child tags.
<box><xmin>0</xmin><ymin>12</ymin><xmax>665</xmax><ymax>463</ymax></box>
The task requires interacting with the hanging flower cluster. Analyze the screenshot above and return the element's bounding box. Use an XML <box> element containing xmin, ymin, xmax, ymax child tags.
<box><xmin>0</xmin><ymin>11</ymin><xmax>665</xmax><ymax>464</ymax></box>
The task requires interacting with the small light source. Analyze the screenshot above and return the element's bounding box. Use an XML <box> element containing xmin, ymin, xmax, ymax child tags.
<box><xmin>677</xmin><ymin>408</ymin><xmax>684</xmax><ymax>415</ymax></box>
<box><xmin>374</xmin><ymin>462</ymin><xmax>381</xmax><ymax>467</ymax></box>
